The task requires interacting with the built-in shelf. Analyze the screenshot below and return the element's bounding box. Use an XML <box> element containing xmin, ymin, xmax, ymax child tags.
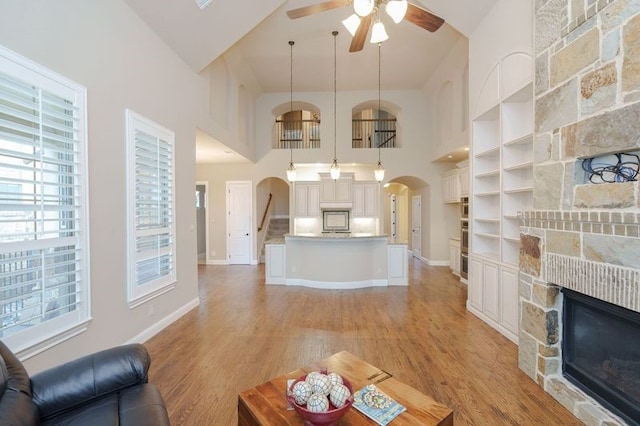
<box><xmin>475</xmin><ymin>217</ymin><xmax>501</xmax><ymax>223</ymax></box>
<box><xmin>503</xmin><ymin>236</ymin><xmax>520</xmax><ymax>243</ymax></box>
<box><xmin>476</xmin><ymin>169</ymin><xmax>501</xmax><ymax>178</ymax></box>
<box><xmin>503</xmin><ymin>133</ymin><xmax>533</xmax><ymax>147</ymax></box>
<box><xmin>503</xmin><ymin>161</ymin><xmax>533</xmax><ymax>172</ymax></box>
<box><xmin>475</xmin><ymin>232</ymin><xmax>500</xmax><ymax>239</ymax></box>
<box><xmin>503</xmin><ymin>214</ymin><xmax>519</xmax><ymax>220</ymax></box>
<box><xmin>503</xmin><ymin>187</ymin><xmax>533</xmax><ymax>194</ymax></box>
<box><xmin>475</xmin><ymin>146</ymin><xmax>500</xmax><ymax>158</ymax></box>
<box><xmin>475</xmin><ymin>191</ymin><xmax>501</xmax><ymax>197</ymax></box>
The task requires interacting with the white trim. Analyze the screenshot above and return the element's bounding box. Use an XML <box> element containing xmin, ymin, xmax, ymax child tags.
<box><xmin>207</xmin><ymin>259</ymin><xmax>229</xmax><ymax>265</ymax></box>
<box><xmin>127</xmin><ymin>283</ymin><xmax>176</xmax><ymax>310</ymax></box>
<box><xmin>429</xmin><ymin>260</ymin><xmax>450</xmax><ymax>267</ymax></box>
<box><xmin>126</xmin><ymin>298</ymin><xmax>200</xmax><ymax>344</ymax></box>
<box><xmin>285</xmin><ymin>278</ymin><xmax>388</xmax><ymax>289</ymax></box>
<box><xmin>16</xmin><ymin>321</ymin><xmax>90</xmax><ymax>362</ymax></box>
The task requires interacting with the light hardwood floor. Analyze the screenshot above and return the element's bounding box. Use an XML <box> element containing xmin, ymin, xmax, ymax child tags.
<box><xmin>144</xmin><ymin>259</ymin><xmax>581</xmax><ymax>425</ymax></box>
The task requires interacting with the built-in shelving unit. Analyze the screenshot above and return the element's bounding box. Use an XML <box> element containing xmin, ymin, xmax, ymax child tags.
<box><xmin>468</xmin><ymin>75</ymin><xmax>533</xmax><ymax>345</ymax></box>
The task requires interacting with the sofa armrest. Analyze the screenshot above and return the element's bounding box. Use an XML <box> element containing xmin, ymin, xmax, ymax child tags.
<box><xmin>31</xmin><ymin>343</ymin><xmax>151</xmax><ymax>420</ymax></box>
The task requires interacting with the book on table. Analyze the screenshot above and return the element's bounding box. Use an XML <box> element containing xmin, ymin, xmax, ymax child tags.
<box><xmin>352</xmin><ymin>384</ymin><xmax>406</xmax><ymax>425</ymax></box>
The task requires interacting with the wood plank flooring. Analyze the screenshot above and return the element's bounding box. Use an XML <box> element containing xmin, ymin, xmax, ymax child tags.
<box><xmin>144</xmin><ymin>259</ymin><xmax>581</xmax><ymax>425</ymax></box>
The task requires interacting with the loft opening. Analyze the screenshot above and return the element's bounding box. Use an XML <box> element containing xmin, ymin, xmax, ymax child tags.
<box><xmin>352</xmin><ymin>101</ymin><xmax>399</xmax><ymax>149</ymax></box>
<box><xmin>273</xmin><ymin>102</ymin><xmax>320</xmax><ymax>150</ymax></box>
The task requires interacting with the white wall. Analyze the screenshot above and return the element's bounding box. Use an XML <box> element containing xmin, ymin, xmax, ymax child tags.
<box><xmin>0</xmin><ymin>0</ymin><xmax>203</xmax><ymax>372</ymax></box>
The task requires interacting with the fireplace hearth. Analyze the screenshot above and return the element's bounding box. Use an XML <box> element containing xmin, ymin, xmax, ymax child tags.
<box><xmin>562</xmin><ymin>288</ymin><xmax>640</xmax><ymax>425</ymax></box>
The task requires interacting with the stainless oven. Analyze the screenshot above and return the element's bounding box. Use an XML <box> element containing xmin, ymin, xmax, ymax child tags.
<box><xmin>461</xmin><ymin>196</ymin><xmax>469</xmax><ymax>218</ymax></box>
<box><xmin>460</xmin><ymin>219</ymin><xmax>469</xmax><ymax>253</ymax></box>
<box><xmin>460</xmin><ymin>252</ymin><xmax>468</xmax><ymax>279</ymax></box>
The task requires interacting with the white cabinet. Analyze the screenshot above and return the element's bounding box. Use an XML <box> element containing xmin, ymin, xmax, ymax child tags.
<box><xmin>319</xmin><ymin>173</ymin><xmax>353</xmax><ymax>208</ymax></box>
<box><xmin>387</xmin><ymin>244</ymin><xmax>408</xmax><ymax>285</ymax></box>
<box><xmin>352</xmin><ymin>182</ymin><xmax>378</xmax><ymax>217</ymax></box>
<box><xmin>265</xmin><ymin>243</ymin><xmax>286</xmax><ymax>285</ymax></box>
<box><xmin>294</xmin><ymin>183</ymin><xmax>320</xmax><ymax>217</ymax></box>
<box><xmin>500</xmin><ymin>266</ymin><xmax>519</xmax><ymax>335</ymax></box>
<box><xmin>441</xmin><ymin>171</ymin><xmax>461</xmax><ymax>203</ymax></box>
<box><xmin>467</xmin><ymin>254</ymin><xmax>519</xmax><ymax>343</ymax></box>
<box><xmin>448</xmin><ymin>238</ymin><xmax>461</xmax><ymax>276</ymax></box>
<box><xmin>459</xmin><ymin>167</ymin><xmax>469</xmax><ymax>197</ymax></box>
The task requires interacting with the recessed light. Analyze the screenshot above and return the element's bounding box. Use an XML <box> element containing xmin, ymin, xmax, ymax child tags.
<box><xmin>447</xmin><ymin>155</ymin><xmax>453</xmax><ymax>159</ymax></box>
<box><xmin>464</xmin><ymin>147</ymin><xmax>470</xmax><ymax>151</ymax></box>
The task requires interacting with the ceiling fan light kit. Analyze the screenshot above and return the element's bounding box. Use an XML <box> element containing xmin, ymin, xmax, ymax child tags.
<box><xmin>286</xmin><ymin>0</ymin><xmax>444</xmax><ymax>52</ymax></box>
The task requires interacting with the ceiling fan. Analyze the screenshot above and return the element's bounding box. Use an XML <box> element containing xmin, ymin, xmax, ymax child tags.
<box><xmin>286</xmin><ymin>0</ymin><xmax>445</xmax><ymax>52</ymax></box>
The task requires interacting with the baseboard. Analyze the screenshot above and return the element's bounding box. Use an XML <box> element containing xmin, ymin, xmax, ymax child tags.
<box><xmin>207</xmin><ymin>259</ymin><xmax>228</xmax><ymax>265</ymax></box>
<box><xmin>126</xmin><ymin>297</ymin><xmax>200</xmax><ymax>344</ymax></box>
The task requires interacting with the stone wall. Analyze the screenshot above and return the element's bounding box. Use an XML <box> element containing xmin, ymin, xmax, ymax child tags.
<box><xmin>520</xmin><ymin>0</ymin><xmax>640</xmax><ymax>424</ymax></box>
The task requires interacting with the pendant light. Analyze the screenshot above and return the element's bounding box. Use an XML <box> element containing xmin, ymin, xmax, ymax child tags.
<box><xmin>286</xmin><ymin>40</ymin><xmax>297</xmax><ymax>182</ymax></box>
<box><xmin>374</xmin><ymin>42</ymin><xmax>385</xmax><ymax>182</ymax></box>
<box><xmin>330</xmin><ymin>30</ymin><xmax>341</xmax><ymax>180</ymax></box>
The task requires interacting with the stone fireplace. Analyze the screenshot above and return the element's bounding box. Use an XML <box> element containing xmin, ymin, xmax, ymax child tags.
<box><xmin>518</xmin><ymin>0</ymin><xmax>640</xmax><ymax>424</ymax></box>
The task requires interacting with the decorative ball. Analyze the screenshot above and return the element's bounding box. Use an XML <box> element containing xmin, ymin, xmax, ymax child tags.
<box><xmin>309</xmin><ymin>373</ymin><xmax>331</xmax><ymax>396</ymax></box>
<box><xmin>305</xmin><ymin>371</ymin><xmax>321</xmax><ymax>384</ymax></box>
<box><xmin>327</xmin><ymin>372</ymin><xmax>343</xmax><ymax>388</ymax></box>
<box><xmin>329</xmin><ymin>383</ymin><xmax>351</xmax><ymax>408</ymax></box>
<box><xmin>306</xmin><ymin>393</ymin><xmax>329</xmax><ymax>413</ymax></box>
<box><xmin>291</xmin><ymin>381</ymin><xmax>313</xmax><ymax>405</ymax></box>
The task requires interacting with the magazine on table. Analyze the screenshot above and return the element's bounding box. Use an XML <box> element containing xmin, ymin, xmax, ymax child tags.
<box><xmin>352</xmin><ymin>384</ymin><xmax>406</xmax><ymax>425</ymax></box>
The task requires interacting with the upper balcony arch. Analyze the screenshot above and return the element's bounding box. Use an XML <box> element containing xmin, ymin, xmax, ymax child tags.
<box><xmin>272</xmin><ymin>101</ymin><xmax>321</xmax><ymax>150</ymax></box>
<box><xmin>352</xmin><ymin>99</ymin><xmax>401</xmax><ymax>149</ymax></box>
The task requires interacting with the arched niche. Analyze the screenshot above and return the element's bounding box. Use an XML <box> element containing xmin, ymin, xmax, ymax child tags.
<box><xmin>272</xmin><ymin>101</ymin><xmax>321</xmax><ymax>149</ymax></box>
<box><xmin>352</xmin><ymin>100</ymin><xmax>401</xmax><ymax>149</ymax></box>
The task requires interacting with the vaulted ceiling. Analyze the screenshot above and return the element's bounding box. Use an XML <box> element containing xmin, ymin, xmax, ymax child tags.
<box><xmin>123</xmin><ymin>0</ymin><xmax>498</xmax><ymax>162</ymax></box>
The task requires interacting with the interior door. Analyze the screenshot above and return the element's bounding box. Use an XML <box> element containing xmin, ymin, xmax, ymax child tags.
<box><xmin>411</xmin><ymin>195</ymin><xmax>421</xmax><ymax>259</ymax></box>
<box><xmin>227</xmin><ymin>181</ymin><xmax>252</xmax><ymax>264</ymax></box>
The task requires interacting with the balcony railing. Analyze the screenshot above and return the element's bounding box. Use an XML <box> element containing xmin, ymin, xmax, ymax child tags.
<box><xmin>274</xmin><ymin>119</ymin><xmax>321</xmax><ymax>149</ymax></box>
<box><xmin>352</xmin><ymin>118</ymin><xmax>397</xmax><ymax>149</ymax></box>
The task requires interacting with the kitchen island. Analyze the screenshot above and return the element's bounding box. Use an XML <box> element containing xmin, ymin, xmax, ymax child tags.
<box><xmin>265</xmin><ymin>233</ymin><xmax>408</xmax><ymax>288</ymax></box>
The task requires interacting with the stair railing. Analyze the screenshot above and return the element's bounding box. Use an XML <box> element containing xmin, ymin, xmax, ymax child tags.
<box><xmin>258</xmin><ymin>193</ymin><xmax>273</xmax><ymax>232</ymax></box>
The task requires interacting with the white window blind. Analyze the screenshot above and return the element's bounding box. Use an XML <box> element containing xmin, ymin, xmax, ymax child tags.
<box><xmin>0</xmin><ymin>45</ymin><xmax>89</xmax><ymax>350</ymax></box>
<box><xmin>126</xmin><ymin>110</ymin><xmax>175</xmax><ymax>305</ymax></box>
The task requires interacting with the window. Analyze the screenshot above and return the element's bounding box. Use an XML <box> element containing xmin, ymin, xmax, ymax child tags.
<box><xmin>0</xmin><ymin>45</ymin><xmax>89</xmax><ymax>351</ymax></box>
<box><xmin>126</xmin><ymin>110</ymin><xmax>176</xmax><ymax>306</ymax></box>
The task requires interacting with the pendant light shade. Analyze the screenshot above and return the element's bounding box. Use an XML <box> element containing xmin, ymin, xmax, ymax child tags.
<box><xmin>353</xmin><ymin>0</ymin><xmax>374</xmax><ymax>17</ymax></box>
<box><xmin>342</xmin><ymin>13</ymin><xmax>361</xmax><ymax>36</ymax></box>
<box><xmin>287</xmin><ymin>160</ymin><xmax>297</xmax><ymax>182</ymax></box>
<box><xmin>374</xmin><ymin>161</ymin><xmax>385</xmax><ymax>182</ymax></box>
<box><xmin>385</xmin><ymin>0</ymin><xmax>408</xmax><ymax>23</ymax></box>
<box><xmin>286</xmin><ymin>40</ymin><xmax>296</xmax><ymax>182</ymax></box>
<box><xmin>331</xmin><ymin>30</ymin><xmax>340</xmax><ymax>180</ymax></box>
<box><xmin>370</xmin><ymin>21</ymin><xmax>389</xmax><ymax>44</ymax></box>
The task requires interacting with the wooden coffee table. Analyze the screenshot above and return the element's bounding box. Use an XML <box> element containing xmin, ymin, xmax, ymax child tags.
<box><xmin>238</xmin><ymin>351</ymin><xmax>453</xmax><ymax>425</ymax></box>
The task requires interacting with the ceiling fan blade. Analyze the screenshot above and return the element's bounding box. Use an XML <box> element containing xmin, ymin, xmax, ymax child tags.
<box><xmin>287</xmin><ymin>0</ymin><xmax>350</xmax><ymax>19</ymax></box>
<box><xmin>349</xmin><ymin>14</ymin><xmax>372</xmax><ymax>53</ymax></box>
<box><xmin>405</xmin><ymin>2</ymin><xmax>445</xmax><ymax>32</ymax></box>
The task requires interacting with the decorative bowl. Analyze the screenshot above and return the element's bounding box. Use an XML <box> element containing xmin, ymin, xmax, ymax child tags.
<box><xmin>287</xmin><ymin>373</ymin><xmax>354</xmax><ymax>426</ymax></box>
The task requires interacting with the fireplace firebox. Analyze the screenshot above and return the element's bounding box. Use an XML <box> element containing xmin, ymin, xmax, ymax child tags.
<box><xmin>562</xmin><ymin>288</ymin><xmax>640</xmax><ymax>425</ymax></box>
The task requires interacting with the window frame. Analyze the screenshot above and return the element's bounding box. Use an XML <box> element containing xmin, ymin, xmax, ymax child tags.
<box><xmin>0</xmin><ymin>44</ymin><xmax>90</xmax><ymax>354</ymax></box>
<box><xmin>125</xmin><ymin>109</ymin><xmax>176</xmax><ymax>307</ymax></box>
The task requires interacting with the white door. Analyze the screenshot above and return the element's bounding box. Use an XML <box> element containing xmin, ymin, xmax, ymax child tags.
<box><xmin>227</xmin><ymin>181</ymin><xmax>252</xmax><ymax>264</ymax></box>
<box><xmin>411</xmin><ymin>195</ymin><xmax>421</xmax><ymax>259</ymax></box>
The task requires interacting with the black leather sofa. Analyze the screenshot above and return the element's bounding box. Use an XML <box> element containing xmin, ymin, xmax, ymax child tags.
<box><xmin>0</xmin><ymin>340</ymin><xmax>170</xmax><ymax>425</ymax></box>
